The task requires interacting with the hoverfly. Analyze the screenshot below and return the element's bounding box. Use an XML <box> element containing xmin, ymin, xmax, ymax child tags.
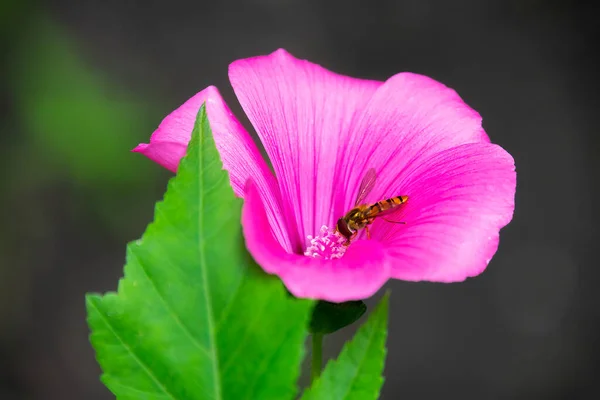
<box><xmin>336</xmin><ymin>168</ymin><xmax>408</xmax><ymax>245</ymax></box>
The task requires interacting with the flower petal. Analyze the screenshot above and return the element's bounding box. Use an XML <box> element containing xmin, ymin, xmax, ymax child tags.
<box><xmin>373</xmin><ymin>143</ymin><xmax>516</xmax><ymax>282</ymax></box>
<box><xmin>243</xmin><ymin>181</ymin><xmax>390</xmax><ymax>302</ymax></box>
<box><xmin>229</xmin><ymin>49</ymin><xmax>382</xmax><ymax>249</ymax></box>
<box><xmin>336</xmin><ymin>72</ymin><xmax>491</xmax><ymax>211</ymax></box>
<box><xmin>134</xmin><ymin>86</ymin><xmax>294</xmax><ymax>251</ymax></box>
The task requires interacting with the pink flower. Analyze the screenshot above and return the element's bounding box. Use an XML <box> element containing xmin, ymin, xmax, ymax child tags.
<box><xmin>134</xmin><ymin>49</ymin><xmax>516</xmax><ymax>302</ymax></box>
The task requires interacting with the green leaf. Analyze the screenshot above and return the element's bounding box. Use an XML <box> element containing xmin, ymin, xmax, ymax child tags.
<box><xmin>86</xmin><ymin>105</ymin><xmax>314</xmax><ymax>400</ymax></box>
<box><xmin>309</xmin><ymin>300</ymin><xmax>367</xmax><ymax>334</ymax></box>
<box><xmin>302</xmin><ymin>293</ymin><xmax>390</xmax><ymax>400</ymax></box>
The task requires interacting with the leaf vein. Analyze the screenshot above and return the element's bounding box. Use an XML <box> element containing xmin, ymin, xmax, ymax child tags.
<box><xmin>200</xmin><ymin>214</ymin><xmax>235</xmax><ymax>243</ymax></box>
<box><xmin>107</xmin><ymin>380</ymin><xmax>172</xmax><ymax>398</ymax></box>
<box><xmin>89</xmin><ymin>299</ymin><xmax>178</xmax><ymax>400</ymax></box>
<box><xmin>214</xmin><ymin>276</ymin><xmax>244</xmax><ymax>333</ymax></box>
<box><xmin>220</xmin><ymin>289</ymin><xmax>278</xmax><ymax>374</ymax></box>
<box><xmin>132</xmin><ymin>250</ymin><xmax>212</xmax><ymax>358</ymax></box>
<box><xmin>242</xmin><ymin>319</ymin><xmax>299</xmax><ymax>400</ymax></box>
<box><xmin>198</xmin><ymin>125</ymin><xmax>223</xmax><ymax>400</ymax></box>
<box><xmin>201</xmin><ymin>171</ymin><xmax>228</xmax><ymax>197</ymax></box>
<box><xmin>340</xmin><ymin>314</ymin><xmax>382</xmax><ymax>399</ymax></box>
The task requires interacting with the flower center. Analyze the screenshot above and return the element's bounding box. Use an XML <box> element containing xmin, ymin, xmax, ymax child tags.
<box><xmin>303</xmin><ymin>225</ymin><xmax>347</xmax><ymax>259</ymax></box>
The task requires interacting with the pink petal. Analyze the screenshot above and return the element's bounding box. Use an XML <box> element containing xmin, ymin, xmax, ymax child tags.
<box><xmin>335</xmin><ymin>72</ymin><xmax>491</xmax><ymax>212</ymax></box>
<box><xmin>242</xmin><ymin>181</ymin><xmax>390</xmax><ymax>302</ymax></box>
<box><xmin>229</xmin><ymin>49</ymin><xmax>382</xmax><ymax>250</ymax></box>
<box><xmin>373</xmin><ymin>143</ymin><xmax>516</xmax><ymax>282</ymax></box>
<box><xmin>132</xmin><ymin>141</ymin><xmax>187</xmax><ymax>173</ymax></box>
<box><xmin>134</xmin><ymin>86</ymin><xmax>293</xmax><ymax>251</ymax></box>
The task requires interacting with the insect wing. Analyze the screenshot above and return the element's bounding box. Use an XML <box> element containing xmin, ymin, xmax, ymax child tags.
<box><xmin>354</xmin><ymin>168</ymin><xmax>377</xmax><ymax>206</ymax></box>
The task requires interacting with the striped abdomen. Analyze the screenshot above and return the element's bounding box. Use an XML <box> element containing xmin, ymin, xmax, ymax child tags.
<box><xmin>366</xmin><ymin>195</ymin><xmax>408</xmax><ymax>218</ymax></box>
<box><xmin>336</xmin><ymin>195</ymin><xmax>409</xmax><ymax>244</ymax></box>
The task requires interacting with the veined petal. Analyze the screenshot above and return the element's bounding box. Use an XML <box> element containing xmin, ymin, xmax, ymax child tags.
<box><xmin>242</xmin><ymin>181</ymin><xmax>390</xmax><ymax>302</ymax></box>
<box><xmin>373</xmin><ymin>143</ymin><xmax>516</xmax><ymax>282</ymax></box>
<box><xmin>134</xmin><ymin>86</ymin><xmax>293</xmax><ymax>251</ymax></box>
<box><xmin>229</xmin><ymin>49</ymin><xmax>382</xmax><ymax>251</ymax></box>
<box><xmin>336</xmin><ymin>72</ymin><xmax>490</xmax><ymax>210</ymax></box>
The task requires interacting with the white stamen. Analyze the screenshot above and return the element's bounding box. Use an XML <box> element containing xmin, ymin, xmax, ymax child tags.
<box><xmin>303</xmin><ymin>225</ymin><xmax>348</xmax><ymax>260</ymax></box>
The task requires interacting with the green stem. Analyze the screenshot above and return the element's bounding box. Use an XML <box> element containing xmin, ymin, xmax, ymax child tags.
<box><xmin>311</xmin><ymin>333</ymin><xmax>323</xmax><ymax>383</ymax></box>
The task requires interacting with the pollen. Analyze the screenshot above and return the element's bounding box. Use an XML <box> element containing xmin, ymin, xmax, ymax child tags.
<box><xmin>304</xmin><ymin>225</ymin><xmax>348</xmax><ymax>259</ymax></box>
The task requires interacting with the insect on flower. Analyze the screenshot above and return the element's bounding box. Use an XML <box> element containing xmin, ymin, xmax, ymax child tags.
<box><xmin>336</xmin><ymin>168</ymin><xmax>409</xmax><ymax>245</ymax></box>
<box><xmin>134</xmin><ymin>49</ymin><xmax>516</xmax><ymax>302</ymax></box>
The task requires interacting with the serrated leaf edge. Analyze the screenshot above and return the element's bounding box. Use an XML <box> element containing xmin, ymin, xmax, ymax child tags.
<box><xmin>86</xmin><ymin>295</ymin><xmax>177</xmax><ymax>399</ymax></box>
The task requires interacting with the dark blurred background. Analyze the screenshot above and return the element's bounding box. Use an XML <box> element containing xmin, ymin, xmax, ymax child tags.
<box><xmin>1</xmin><ymin>0</ymin><xmax>599</xmax><ymax>399</ymax></box>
